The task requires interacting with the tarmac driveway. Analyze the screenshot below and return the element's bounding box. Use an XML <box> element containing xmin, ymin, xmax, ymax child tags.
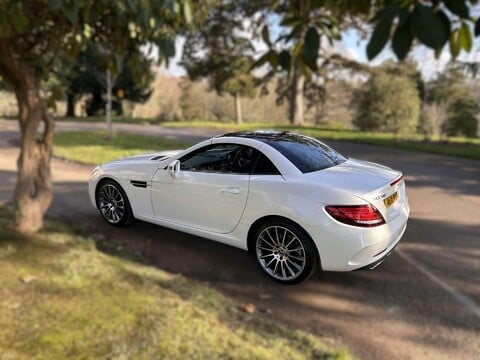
<box><xmin>1</xmin><ymin>119</ymin><xmax>479</xmax><ymax>359</ymax></box>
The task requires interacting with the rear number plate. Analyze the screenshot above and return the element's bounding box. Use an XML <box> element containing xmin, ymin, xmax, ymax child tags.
<box><xmin>383</xmin><ymin>192</ymin><xmax>399</xmax><ymax>208</ymax></box>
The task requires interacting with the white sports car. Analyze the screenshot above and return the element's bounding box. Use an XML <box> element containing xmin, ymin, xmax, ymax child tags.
<box><xmin>89</xmin><ymin>131</ymin><xmax>410</xmax><ymax>284</ymax></box>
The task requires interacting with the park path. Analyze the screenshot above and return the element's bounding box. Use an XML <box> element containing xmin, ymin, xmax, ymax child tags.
<box><xmin>1</xmin><ymin>119</ymin><xmax>479</xmax><ymax>359</ymax></box>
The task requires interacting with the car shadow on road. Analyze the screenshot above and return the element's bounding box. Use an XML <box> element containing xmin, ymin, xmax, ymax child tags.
<box><xmin>88</xmin><ymin>214</ymin><xmax>479</xmax><ymax>359</ymax></box>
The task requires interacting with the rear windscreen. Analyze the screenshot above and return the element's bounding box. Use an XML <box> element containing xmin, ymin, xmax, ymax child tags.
<box><xmin>264</xmin><ymin>135</ymin><xmax>346</xmax><ymax>173</ymax></box>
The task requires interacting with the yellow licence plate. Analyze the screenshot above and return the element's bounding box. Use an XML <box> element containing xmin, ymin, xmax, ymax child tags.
<box><xmin>383</xmin><ymin>192</ymin><xmax>399</xmax><ymax>208</ymax></box>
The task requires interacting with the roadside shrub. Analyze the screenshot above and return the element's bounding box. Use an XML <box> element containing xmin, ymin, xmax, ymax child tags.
<box><xmin>445</xmin><ymin>98</ymin><xmax>478</xmax><ymax>137</ymax></box>
<box><xmin>353</xmin><ymin>71</ymin><xmax>420</xmax><ymax>136</ymax></box>
<box><xmin>427</xmin><ymin>68</ymin><xmax>479</xmax><ymax>138</ymax></box>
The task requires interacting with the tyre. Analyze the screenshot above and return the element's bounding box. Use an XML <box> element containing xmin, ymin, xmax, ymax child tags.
<box><xmin>253</xmin><ymin>219</ymin><xmax>318</xmax><ymax>284</ymax></box>
<box><xmin>96</xmin><ymin>180</ymin><xmax>134</xmax><ymax>226</ymax></box>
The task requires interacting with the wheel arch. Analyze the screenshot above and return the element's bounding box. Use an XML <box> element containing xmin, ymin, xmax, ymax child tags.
<box><xmin>94</xmin><ymin>177</ymin><xmax>126</xmax><ymax>209</ymax></box>
<box><xmin>246</xmin><ymin>215</ymin><xmax>322</xmax><ymax>270</ymax></box>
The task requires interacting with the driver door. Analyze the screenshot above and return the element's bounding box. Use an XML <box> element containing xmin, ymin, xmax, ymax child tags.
<box><xmin>150</xmin><ymin>143</ymin><xmax>253</xmax><ymax>234</ymax></box>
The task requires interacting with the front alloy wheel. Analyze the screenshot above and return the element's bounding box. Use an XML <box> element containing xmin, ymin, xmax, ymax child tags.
<box><xmin>255</xmin><ymin>221</ymin><xmax>318</xmax><ymax>284</ymax></box>
<box><xmin>96</xmin><ymin>180</ymin><xmax>134</xmax><ymax>226</ymax></box>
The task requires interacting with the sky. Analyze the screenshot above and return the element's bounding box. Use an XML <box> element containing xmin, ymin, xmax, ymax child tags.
<box><xmin>158</xmin><ymin>20</ymin><xmax>480</xmax><ymax>81</ymax></box>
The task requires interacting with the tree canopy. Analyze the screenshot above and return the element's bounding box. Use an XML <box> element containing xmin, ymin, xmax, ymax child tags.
<box><xmin>0</xmin><ymin>0</ymin><xmax>198</xmax><ymax>232</ymax></box>
<box><xmin>57</xmin><ymin>44</ymin><xmax>155</xmax><ymax>117</ymax></box>
<box><xmin>182</xmin><ymin>2</ymin><xmax>258</xmax><ymax>124</ymax></box>
<box><xmin>353</xmin><ymin>62</ymin><xmax>421</xmax><ymax>135</ymax></box>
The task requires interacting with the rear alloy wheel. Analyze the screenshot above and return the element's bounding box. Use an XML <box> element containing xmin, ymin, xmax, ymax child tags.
<box><xmin>254</xmin><ymin>220</ymin><xmax>318</xmax><ymax>284</ymax></box>
<box><xmin>96</xmin><ymin>180</ymin><xmax>134</xmax><ymax>226</ymax></box>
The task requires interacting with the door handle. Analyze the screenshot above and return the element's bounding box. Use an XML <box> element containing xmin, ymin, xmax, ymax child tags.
<box><xmin>221</xmin><ymin>187</ymin><xmax>240</xmax><ymax>195</ymax></box>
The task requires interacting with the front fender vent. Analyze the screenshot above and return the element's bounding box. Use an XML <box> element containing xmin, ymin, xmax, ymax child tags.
<box><xmin>130</xmin><ymin>180</ymin><xmax>148</xmax><ymax>188</ymax></box>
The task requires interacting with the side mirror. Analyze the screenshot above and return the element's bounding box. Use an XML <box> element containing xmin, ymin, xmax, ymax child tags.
<box><xmin>167</xmin><ymin>159</ymin><xmax>180</xmax><ymax>175</ymax></box>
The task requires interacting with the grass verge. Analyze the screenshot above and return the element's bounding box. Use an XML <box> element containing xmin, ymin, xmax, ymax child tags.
<box><xmin>53</xmin><ymin>130</ymin><xmax>186</xmax><ymax>165</ymax></box>
<box><xmin>163</xmin><ymin>121</ymin><xmax>480</xmax><ymax>160</ymax></box>
<box><xmin>0</xmin><ymin>207</ymin><xmax>351</xmax><ymax>359</ymax></box>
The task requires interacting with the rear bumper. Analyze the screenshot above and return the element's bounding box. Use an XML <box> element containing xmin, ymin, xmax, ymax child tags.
<box><xmin>306</xmin><ymin>200</ymin><xmax>409</xmax><ymax>272</ymax></box>
<box><xmin>355</xmin><ymin>240</ymin><xmax>400</xmax><ymax>270</ymax></box>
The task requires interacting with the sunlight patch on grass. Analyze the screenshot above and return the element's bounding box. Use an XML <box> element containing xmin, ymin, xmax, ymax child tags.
<box><xmin>0</xmin><ymin>207</ymin><xmax>351</xmax><ymax>359</ymax></box>
<box><xmin>53</xmin><ymin>130</ymin><xmax>186</xmax><ymax>165</ymax></box>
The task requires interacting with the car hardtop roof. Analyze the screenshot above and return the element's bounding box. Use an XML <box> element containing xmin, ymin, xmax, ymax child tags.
<box><xmin>217</xmin><ymin>130</ymin><xmax>303</xmax><ymax>141</ymax></box>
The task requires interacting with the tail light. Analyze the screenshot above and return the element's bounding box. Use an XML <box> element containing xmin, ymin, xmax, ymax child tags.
<box><xmin>325</xmin><ymin>205</ymin><xmax>385</xmax><ymax>227</ymax></box>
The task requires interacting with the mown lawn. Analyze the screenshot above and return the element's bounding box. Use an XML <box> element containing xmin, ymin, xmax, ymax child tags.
<box><xmin>52</xmin><ymin>122</ymin><xmax>480</xmax><ymax>164</ymax></box>
<box><xmin>53</xmin><ymin>130</ymin><xmax>187</xmax><ymax>165</ymax></box>
<box><xmin>162</xmin><ymin>120</ymin><xmax>480</xmax><ymax>160</ymax></box>
<box><xmin>0</xmin><ymin>207</ymin><xmax>351</xmax><ymax>359</ymax></box>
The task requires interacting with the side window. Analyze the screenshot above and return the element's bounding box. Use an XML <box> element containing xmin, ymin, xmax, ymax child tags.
<box><xmin>179</xmin><ymin>144</ymin><xmax>256</xmax><ymax>174</ymax></box>
<box><xmin>251</xmin><ymin>152</ymin><xmax>280</xmax><ymax>175</ymax></box>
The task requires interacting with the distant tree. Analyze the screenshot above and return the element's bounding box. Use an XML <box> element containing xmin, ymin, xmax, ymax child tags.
<box><xmin>54</xmin><ymin>43</ymin><xmax>154</xmax><ymax>118</ymax></box>
<box><xmin>353</xmin><ymin>66</ymin><xmax>420</xmax><ymax>135</ymax></box>
<box><xmin>179</xmin><ymin>79</ymin><xmax>208</xmax><ymax>120</ymax></box>
<box><xmin>0</xmin><ymin>0</ymin><xmax>198</xmax><ymax>233</ymax></box>
<box><xmin>427</xmin><ymin>67</ymin><xmax>478</xmax><ymax>137</ymax></box>
<box><xmin>253</xmin><ymin>1</ymin><xmax>365</xmax><ymax>126</ymax></box>
<box><xmin>182</xmin><ymin>3</ymin><xmax>257</xmax><ymax>124</ymax></box>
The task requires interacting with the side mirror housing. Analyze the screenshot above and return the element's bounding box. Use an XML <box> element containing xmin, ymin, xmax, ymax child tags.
<box><xmin>167</xmin><ymin>159</ymin><xmax>180</xmax><ymax>175</ymax></box>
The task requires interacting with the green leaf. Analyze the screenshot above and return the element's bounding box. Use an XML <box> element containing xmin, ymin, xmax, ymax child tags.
<box><xmin>372</xmin><ymin>4</ymin><xmax>400</xmax><ymax>23</ymax></box>
<box><xmin>409</xmin><ymin>4</ymin><xmax>447</xmax><ymax>49</ymax></box>
<box><xmin>283</xmin><ymin>24</ymin><xmax>303</xmax><ymax>43</ymax></box>
<box><xmin>262</xmin><ymin>25</ymin><xmax>271</xmax><ymax>46</ymax></box>
<box><xmin>449</xmin><ymin>29</ymin><xmax>461</xmax><ymax>58</ymax></box>
<box><xmin>302</xmin><ymin>26</ymin><xmax>319</xmax><ymax>70</ymax></box>
<box><xmin>158</xmin><ymin>38</ymin><xmax>175</xmax><ymax>58</ymax></box>
<box><xmin>280</xmin><ymin>16</ymin><xmax>305</xmax><ymax>27</ymax></box>
<box><xmin>443</xmin><ymin>0</ymin><xmax>469</xmax><ymax>18</ymax></box>
<box><xmin>278</xmin><ymin>50</ymin><xmax>290</xmax><ymax>70</ymax></box>
<box><xmin>183</xmin><ymin>1</ymin><xmax>192</xmax><ymax>24</ymax></box>
<box><xmin>347</xmin><ymin>0</ymin><xmax>371</xmax><ymax>15</ymax></box>
<box><xmin>11</xmin><ymin>12</ymin><xmax>29</xmax><ymax>33</ymax></box>
<box><xmin>367</xmin><ymin>18</ymin><xmax>393</xmax><ymax>60</ymax></box>
<box><xmin>48</xmin><ymin>0</ymin><xmax>61</xmax><ymax>10</ymax></box>
<box><xmin>392</xmin><ymin>24</ymin><xmax>413</xmax><ymax>60</ymax></box>
<box><xmin>0</xmin><ymin>11</ymin><xmax>11</xmax><ymax>36</ymax></box>
<box><xmin>475</xmin><ymin>18</ymin><xmax>480</xmax><ymax>36</ymax></box>
<box><xmin>251</xmin><ymin>51</ymin><xmax>274</xmax><ymax>70</ymax></box>
<box><xmin>459</xmin><ymin>22</ymin><xmax>473</xmax><ymax>51</ymax></box>
<box><xmin>436</xmin><ymin>10</ymin><xmax>451</xmax><ymax>45</ymax></box>
<box><xmin>398</xmin><ymin>8</ymin><xmax>409</xmax><ymax>28</ymax></box>
<box><xmin>124</xmin><ymin>0</ymin><xmax>137</xmax><ymax>12</ymax></box>
<box><xmin>60</xmin><ymin>0</ymin><xmax>79</xmax><ymax>24</ymax></box>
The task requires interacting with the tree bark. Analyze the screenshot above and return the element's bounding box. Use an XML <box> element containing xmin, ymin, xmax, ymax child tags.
<box><xmin>233</xmin><ymin>92</ymin><xmax>243</xmax><ymax>124</ymax></box>
<box><xmin>105</xmin><ymin>69</ymin><xmax>113</xmax><ymax>139</ymax></box>
<box><xmin>289</xmin><ymin>65</ymin><xmax>305</xmax><ymax>126</ymax></box>
<box><xmin>0</xmin><ymin>40</ymin><xmax>54</xmax><ymax>233</ymax></box>
<box><xmin>66</xmin><ymin>93</ymin><xmax>75</xmax><ymax>117</ymax></box>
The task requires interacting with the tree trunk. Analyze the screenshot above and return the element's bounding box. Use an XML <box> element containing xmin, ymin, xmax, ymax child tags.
<box><xmin>289</xmin><ymin>66</ymin><xmax>305</xmax><ymax>126</ymax></box>
<box><xmin>0</xmin><ymin>40</ymin><xmax>54</xmax><ymax>233</ymax></box>
<box><xmin>66</xmin><ymin>93</ymin><xmax>75</xmax><ymax>117</ymax></box>
<box><xmin>105</xmin><ymin>69</ymin><xmax>113</xmax><ymax>139</ymax></box>
<box><xmin>233</xmin><ymin>92</ymin><xmax>243</xmax><ymax>124</ymax></box>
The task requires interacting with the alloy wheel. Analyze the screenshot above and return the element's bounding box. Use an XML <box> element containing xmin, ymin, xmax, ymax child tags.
<box><xmin>98</xmin><ymin>184</ymin><xmax>125</xmax><ymax>224</ymax></box>
<box><xmin>256</xmin><ymin>225</ymin><xmax>306</xmax><ymax>281</ymax></box>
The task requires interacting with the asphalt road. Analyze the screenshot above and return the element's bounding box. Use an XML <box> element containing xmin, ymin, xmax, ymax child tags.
<box><xmin>1</xmin><ymin>119</ymin><xmax>479</xmax><ymax>359</ymax></box>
